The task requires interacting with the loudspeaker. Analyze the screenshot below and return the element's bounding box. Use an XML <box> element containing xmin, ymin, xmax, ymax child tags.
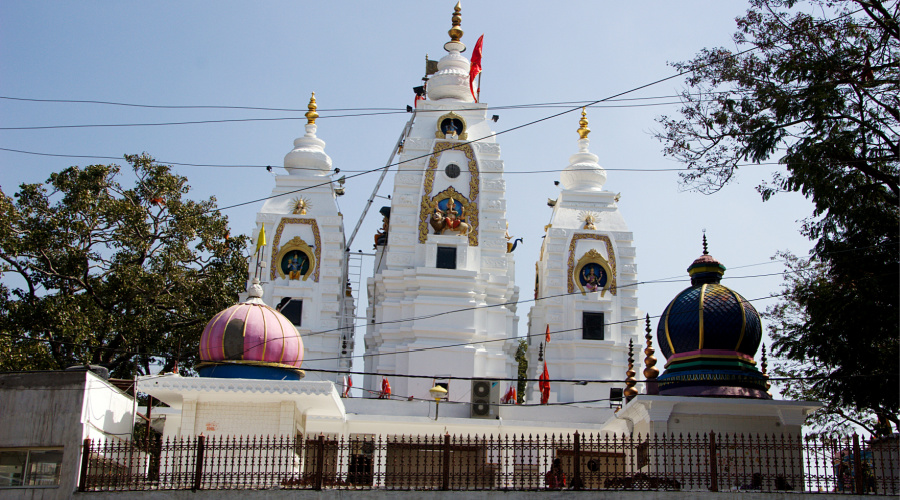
<box><xmin>470</xmin><ymin>379</ymin><xmax>501</xmax><ymax>419</ymax></box>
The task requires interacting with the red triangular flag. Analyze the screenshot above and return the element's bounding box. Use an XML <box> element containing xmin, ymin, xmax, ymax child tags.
<box><xmin>545</xmin><ymin>324</ymin><xmax>551</xmax><ymax>343</ymax></box>
<box><xmin>469</xmin><ymin>34</ymin><xmax>484</xmax><ymax>101</ymax></box>
<box><xmin>343</xmin><ymin>375</ymin><xmax>352</xmax><ymax>397</ymax></box>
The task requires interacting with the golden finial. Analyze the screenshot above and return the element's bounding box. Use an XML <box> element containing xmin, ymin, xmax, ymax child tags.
<box><xmin>305</xmin><ymin>92</ymin><xmax>319</xmax><ymax>125</ymax></box>
<box><xmin>577</xmin><ymin>107</ymin><xmax>591</xmax><ymax>139</ymax></box>
<box><xmin>643</xmin><ymin>314</ymin><xmax>659</xmax><ymax>380</ymax></box>
<box><xmin>448</xmin><ymin>2</ymin><xmax>463</xmax><ymax>42</ymax></box>
<box><xmin>624</xmin><ymin>338</ymin><xmax>638</xmax><ymax>401</ymax></box>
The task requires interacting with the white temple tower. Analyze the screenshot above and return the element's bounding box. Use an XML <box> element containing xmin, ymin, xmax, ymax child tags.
<box><xmin>247</xmin><ymin>93</ymin><xmax>354</xmax><ymax>384</ymax></box>
<box><xmin>526</xmin><ymin>109</ymin><xmax>641</xmax><ymax>404</ymax></box>
<box><xmin>364</xmin><ymin>4</ymin><xmax>520</xmax><ymax>403</ymax></box>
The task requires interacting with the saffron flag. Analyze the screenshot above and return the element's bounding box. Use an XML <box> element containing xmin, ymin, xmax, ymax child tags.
<box><xmin>469</xmin><ymin>34</ymin><xmax>484</xmax><ymax>101</ymax></box>
<box><xmin>343</xmin><ymin>375</ymin><xmax>352</xmax><ymax>398</ymax></box>
<box><xmin>255</xmin><ymin>225</ymin><xmax>267</xmax><ymax>253</ymax></box>
<box><xmin>545</xmin><ymin>324</ymin><xmax>551</xmax><ymax>343</ymax></box>
<box><xmin>539</xmin><ymin>362</ymin><xmax>551</xmax><ymax>405</ymax></box>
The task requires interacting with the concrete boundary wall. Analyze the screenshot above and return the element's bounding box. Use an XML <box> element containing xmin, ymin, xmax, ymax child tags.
<box><xmin>77</xmin><ymin>491</ymin><xmax>875</xmax><ymax>500</ymax></box>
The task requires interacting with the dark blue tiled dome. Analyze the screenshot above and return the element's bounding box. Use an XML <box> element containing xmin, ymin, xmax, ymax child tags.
<box><xmin>652</xmin><ymin>240</ymin><xmax>769</xmax><ymax>399</ymax></box>
<box><xmin>658</xmin><ymin>283</ymin><xmax>762</xmax><ymax>360</ymax></box>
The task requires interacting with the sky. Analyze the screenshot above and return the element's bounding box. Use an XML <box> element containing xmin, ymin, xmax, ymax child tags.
<box><xmin>0</xmin><ymin>2</ymin><xmax>816</xmax><ymax>383</ymax></box>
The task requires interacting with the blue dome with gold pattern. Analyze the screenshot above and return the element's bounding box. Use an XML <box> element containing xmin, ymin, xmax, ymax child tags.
<box><xmin>657</xmin><ymin>256</ymin><xmax>762</xmax><ymax>360</ymax></box>
<box><xmin>654</xmin><ymin>237</ymin><xmax>769</xmax><ymax>399</ymax></box>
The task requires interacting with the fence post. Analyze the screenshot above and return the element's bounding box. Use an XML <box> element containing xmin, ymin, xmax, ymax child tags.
<box><xmin>442</xmin><ymin>434</ymin><xmax>451</xmax><ymax>491</ymax></box>
<box><xmin>192</xmin><ymin>435</ymin><xmax>205</xmax><ymax>491</ymax></box>
<box><xmin>708</xmin><ymin>431</ymin><xmax>719</xmax><ymax>492</ymax></box>
<box><xmin>78</xmin><ymin>438</ymin><xmax>91</xmax><ymax>492</ymax></box>
<box><xmin>852</xmin><ymin>434</ymin><xmax>864</xmax><ymax>495</ymax></box>
<box><xmin>314</xmin><ymin>435</ymin><xmax>325</xmax><ymax>491</ymax></box>
<box><xmin>573</xmin><ymin>431</ymin><xmax>582</xmax><ymax>490</ymax></box>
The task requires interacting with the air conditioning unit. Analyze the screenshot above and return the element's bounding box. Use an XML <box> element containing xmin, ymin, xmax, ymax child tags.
<box><xmin>470</xmin><ymin>379</ymin><xmax>501</xmax><ymax>419</ymax></box>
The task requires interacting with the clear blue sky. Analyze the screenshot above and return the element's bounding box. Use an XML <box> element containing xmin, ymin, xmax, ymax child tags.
<box><xmin>0</xmin><ymin>2</ymin><xmax>815</xmax><ymax>373</ymax></box>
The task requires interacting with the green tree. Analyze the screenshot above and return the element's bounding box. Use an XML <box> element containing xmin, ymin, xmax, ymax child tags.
<box><xmin>0</xmin><ymin>154</ymin><xmax>248</xmax><ymax>377</ymax></box>
<box><xmin>656</xmin><ymin>0</ymin><xmax>898</xmax><ymax>433</ymax></box>
<box><xmin>515</xmin><ymin>338</ymin><xmax>528</xmax><ymax>404</ymax></box>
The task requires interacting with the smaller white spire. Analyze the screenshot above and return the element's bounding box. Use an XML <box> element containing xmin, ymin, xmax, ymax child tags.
<box><xmin>284</xmin><ymin>92</ymin><xmax>332</xmax><ymax>176</ymax></box>
<box><xmin>560</xmin><ymin>108</ymin><xmax>606</xmax><ymax>191</ymax></box>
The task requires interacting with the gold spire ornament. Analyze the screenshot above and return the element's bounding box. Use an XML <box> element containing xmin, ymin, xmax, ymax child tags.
<box><xmin>448</xmin><ymin>2</ymin><xmax>463</xmax><ymax>42</ymax></box>
<box><xmin>577</xmin><ymin>107</ymin><xmax>591</xmax><ymax>139</ymax></box>
<box><xmin>305</xmin><ymin>92</ymin><xmax>319</xmax><ymax>125</ymax></box>
<box><xmin>624</xmin><ymin>338</ymin><xmax>638</xmax><ymax>401</ymax></box>
<box><xmin>643</xmin><ymin>314</ymin><xmax>659</xmax><ymax>380</ymax></box>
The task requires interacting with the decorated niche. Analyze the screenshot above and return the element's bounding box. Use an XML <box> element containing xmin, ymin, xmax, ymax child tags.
<box><xmin>567</xmin><ymin>233</ymin><xmax>617</xmax><ymax>296</ymax></box>
<box><xmin>434</xmin><ymin>112</ymin><xmax>467</xmax><ymax>140</ymax></box>
<box><xmin>418</xmin><ymin>141</ymin><xmax>480</xmax><ymax>245</ymax></box>
<box><xmin>573</xmin><ymin>249</ymin><xmax>613</xmax><ymax>296</ymax></box>
<box><xmin>270</xmin><ymin>218</ymin><xmax>322</xmax><ymax>281</ymax></box>
<box><xmin>273</xmin><ymin>237</ymin><xmax>317</xmax><ymax>281</ymax></box>
<box><xmin>427</xmin><ymin>187</ymin><xmax>475</xmax><ymax>236</ymax></box>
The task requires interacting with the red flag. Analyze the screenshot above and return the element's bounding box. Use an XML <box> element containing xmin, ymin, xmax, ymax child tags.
<box><xmin>469</xmin><ymin>34</ymin><xmax>484</xmax><ymax>101</ymax></box>
<box><xmin>343</xmin><ymin>375</ymin><xmax>352</xmax><ymax>398</ymax></box>
<box><xmin>539</xmin><ymin>362</ymin><xmax>551</xmax><ymax>405</ymax></box>
<box><xmin>545</xmin><ymin>324</ymin><xmax>551</xmax><ymax>343</ymax></box>
<box><xmin>503</xmin><ymin>385</ymin><xmax>515</xmax><ymax>404</ymax></box>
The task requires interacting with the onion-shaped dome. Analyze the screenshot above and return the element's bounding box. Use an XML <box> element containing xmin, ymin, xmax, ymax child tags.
<box><xmin>654</xmin><ymin>237</ymin><xmax>769</xmax><ymax>399</ymax></box>
<box><xmin>198</xmin><ymin>278</ymin><xmax>304</xmax><ymax>380</ymax></box>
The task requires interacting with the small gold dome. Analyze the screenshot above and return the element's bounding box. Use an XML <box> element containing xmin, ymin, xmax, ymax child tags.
<box><xmin>577</xmin><ymin>107</ymin><xmax>590</xmax><ymax>139</ymax></box>
<box><xmin>305</xmin><ymin>92</ymin><xmax>319</xmax><ymax>125</ymax></box>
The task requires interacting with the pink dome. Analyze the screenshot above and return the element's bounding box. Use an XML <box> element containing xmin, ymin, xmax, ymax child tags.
<box><xmin>199</xmin><ymin>301</ymin><xmax>304</xmax><ymax>368</ymax></box>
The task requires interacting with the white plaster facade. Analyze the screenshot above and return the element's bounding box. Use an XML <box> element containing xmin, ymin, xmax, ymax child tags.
<box><xmin>0</xmin><ymin>370</ymin><xmax>136</xmax><ymax>499</ymax></box>
<box><xmin>363</xmin><ymin>36</ymin><xmax>519</xmax><ymax>403</ymax></box>
<box><xmin>527</xmin><ymin>131</ymin><xmax>642</xmax><ymax>404</ymax></box>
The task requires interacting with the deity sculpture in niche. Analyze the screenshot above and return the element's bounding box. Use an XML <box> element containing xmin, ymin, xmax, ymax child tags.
<box><xmin>429</xmin><ymin>196</ymin><xmax>471</xmax><ymax>236</ymax></box>
<box><xmin>283</xmin><ymin>251</ymin><xmax>310</xmax><ymax>280</ymax></box>
<box><xmin>434</xmin><ymin>112</ymin><xmax>467</xmax><ymax>140</ymax></box>
<box><xmin>273</xmin><ymin>236</ymin><xmax>317</xmax><ymax>281</ymax></box>
<box><xmin>574</xmin><ymin>248</ymin><xmax>612</xmax><ymax>296</ymax></box>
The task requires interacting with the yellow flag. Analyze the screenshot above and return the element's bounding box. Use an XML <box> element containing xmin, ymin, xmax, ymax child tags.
<box><xmin>255</xmin><ymin>225</ymin><xmax>267</xmax><ymax>252</ymax></box>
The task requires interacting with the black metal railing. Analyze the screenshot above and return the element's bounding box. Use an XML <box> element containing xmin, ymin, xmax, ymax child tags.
<box><xmin>78</xmin><ymin>431</ymin><xmax>899</xmax><ymax>494</ymax></box>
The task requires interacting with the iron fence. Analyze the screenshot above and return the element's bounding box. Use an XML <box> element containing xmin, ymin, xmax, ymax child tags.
<box><xmin>78</xmin><ymin>431</ymin><xmax>899</xmax><ymax>494</ymax></box>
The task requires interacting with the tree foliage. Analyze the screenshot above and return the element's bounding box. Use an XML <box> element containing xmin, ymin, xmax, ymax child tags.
<box><xmin>656</xmin><ymin>0</ymin><xmax>899</xmax><ymax>433</ymax></box>
<box><xmin>0</xmin><ymin>155</ymin><xmax>248</xmax><ymax>377</ymax></box>
<box><xmin>515</xmin><ymin>338</ymin><xmax>528</xmax><ymax>404</ymax></box>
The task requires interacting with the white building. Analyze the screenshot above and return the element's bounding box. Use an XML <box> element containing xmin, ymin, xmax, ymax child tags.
<box><xmin>527</xmin><ymin>109</ymin><xmax>641</xmax><ymax>405</ymax></box>
<box><xmin>246</xmin><ymin>93</ymin><xmax>354</xmax><ymax>385</ymax></box>
<box><xmin>363</xmin><ymin>4</ymin><xmax>519</xmax><ymax>405</ymax></box>
<box><xmin>0</xmin><ymin>368</ymin><xmax>135</xmax><ymax>499</ymax></box>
